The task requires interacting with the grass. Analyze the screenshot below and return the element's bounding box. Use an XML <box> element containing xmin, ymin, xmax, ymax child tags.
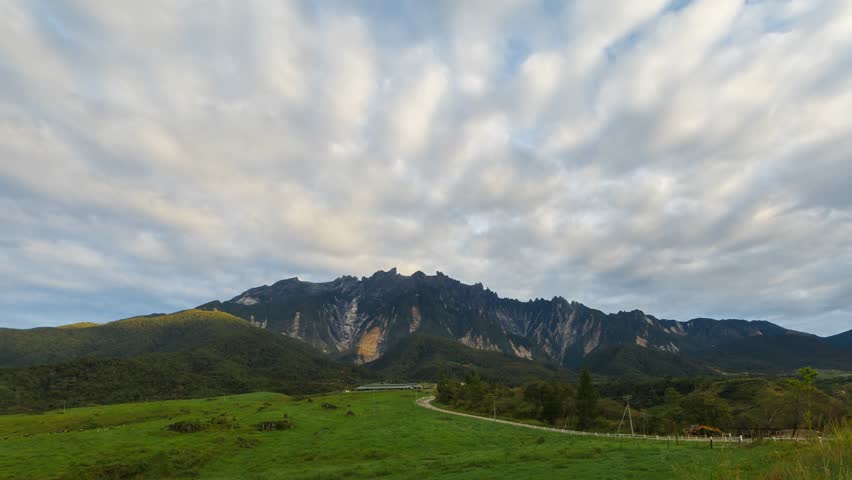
<box><xmin>0</xmin><ymin>390</ymin><xmax>817</xmax><ymax>479</ymax></box>
<box><xmin>759</xmin><ymin>422</ymin><xmax>851</xmax><ymax>479</ymax></box>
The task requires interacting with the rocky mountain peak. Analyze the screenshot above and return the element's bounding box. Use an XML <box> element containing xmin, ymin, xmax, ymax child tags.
<box><xmin>198</xmin><ymin>269</ymin><xmax>796</xmax><ymax>366</ymax></box>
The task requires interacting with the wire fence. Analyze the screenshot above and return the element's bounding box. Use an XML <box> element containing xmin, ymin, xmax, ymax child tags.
<box><xmin>416</xmin><ymin>396</ymin><xmax>820</xmax><ymax>445</ymax></box>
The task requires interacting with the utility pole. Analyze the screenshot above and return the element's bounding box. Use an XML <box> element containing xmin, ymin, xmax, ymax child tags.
<box><xmin>627</xmin><ymin>396</ymin><xmax>634</xmax><ymax>436</ymax></box>
<box><xmin>617</xmin><ymin>395</ymin><xmax>634</xmax><ymax>436</ymax></box>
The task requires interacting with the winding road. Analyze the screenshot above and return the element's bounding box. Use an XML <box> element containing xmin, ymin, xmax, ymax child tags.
<box><xmin>415</xmin><ymin>396</ymin><xmax>751</xmax><ymax>444</ymax></box>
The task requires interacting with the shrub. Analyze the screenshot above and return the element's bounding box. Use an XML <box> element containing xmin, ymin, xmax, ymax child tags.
<box><xmin>256</xmin><ymin>420</ymin><xmax>293</xmax><ymax>431</ymax></box>
<box><xmin>236</xmin><ymin>437</ymin><xmax>260</xmax><ymax>448</ymax></box>
<box><xmin>167</xmin><ymin>421</ymin><xmax>205</xmax><ymax>433</ymax></box>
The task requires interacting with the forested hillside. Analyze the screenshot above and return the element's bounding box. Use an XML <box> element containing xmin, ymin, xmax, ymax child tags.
<box><xmin>0</xmin><ymin>310</ymin><xmax>366</xmax><ymax>413</ymax></box>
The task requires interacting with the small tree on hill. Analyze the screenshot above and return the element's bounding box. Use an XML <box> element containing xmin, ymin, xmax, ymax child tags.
<box><xmin>575</xmin><ymin>369</ymin><xmax>598</xmax><ymax>430</ymax></box>
<box><xmin>790</xmin><ymin>366</ymin><xmax>818</xmax><ymax>433</ymax></box>
<box><xmin>662</xmin><ymin>387</ymin><xmax>685</xmax><ymax>434</ymax></box>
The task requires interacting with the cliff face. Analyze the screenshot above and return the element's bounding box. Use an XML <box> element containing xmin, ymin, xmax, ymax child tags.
<box><xmin>198</xmin><ymin>268</ymin><xmax>793</xmax><ymax>365</ymax></box>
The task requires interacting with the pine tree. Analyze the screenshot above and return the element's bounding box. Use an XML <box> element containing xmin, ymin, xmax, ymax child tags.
<box><xmin>436</xmin><ymin>372</ymin><xmax>454</xmax><ymax>404</ymax></box>
<box><xmin>575</xmin><ymin>368</ymin><xmax>598</xmax><ymax>430</ymax></box>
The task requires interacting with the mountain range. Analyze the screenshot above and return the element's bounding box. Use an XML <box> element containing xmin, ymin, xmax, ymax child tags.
<box><xmin>197</xmin><ymin>268</ymin><xmax>851</xmax><ymax>373</ymax></box>
<box><xmin>1</xmin><ymin>268</ymin><xmax>851</xmax><ymax>413</ymax></box>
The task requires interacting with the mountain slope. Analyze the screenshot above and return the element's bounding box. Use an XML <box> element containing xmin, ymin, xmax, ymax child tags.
<box><xmin>364</xmin><ymin>334</ymin><xmax>569</xmax><ymax>384</ymax></box>
<box><xmin>696</xmin><ymin>333</ymin><xmax>852</xmax><ymax>373</ymax></box>
<box><xmin>826</xmin><ymin>329</ymin><xmax>852</xmax><ymax>349</ymax></box>
<box><xmin>197</xmin><ymin>269</ymin><xmax>800</xmax><ymax>368</ymax></box>
<box><xmin>0</xmin><ymin>310</ymin><xmax>367</xmax><ymax>412</ymax></box>
<box><xmin>581</xmin><ymin>344</ymin><xmax>716</xmax><ymax>378</ymax></box>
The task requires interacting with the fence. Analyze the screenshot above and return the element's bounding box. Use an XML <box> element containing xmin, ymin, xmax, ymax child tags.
<box><xmin>416</xmin><ymin>396</ymin><xmax>818</xmax><ymax>445</ymax></box>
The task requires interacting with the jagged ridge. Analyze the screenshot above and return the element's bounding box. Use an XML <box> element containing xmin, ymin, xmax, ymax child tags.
<box><xmin>198</xmin><ymin>268</ymin><xmax>806</xmax><ymax>367</ymax></box>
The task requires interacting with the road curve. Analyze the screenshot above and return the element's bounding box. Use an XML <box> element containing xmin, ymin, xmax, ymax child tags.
<box><xmin>416</xmin><ymin>395</ymin><xmax>597</xmax><ymax>436</ymax></box>
<box><xmin>416</xmin><ymin>396</ymin><xmax>749</xmax><ymax>443</ymax></box>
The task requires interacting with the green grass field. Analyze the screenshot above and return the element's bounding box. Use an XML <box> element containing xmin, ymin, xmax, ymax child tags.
<box><xmin>0</xmin><ymin>391</ymin><xmax>804</xmax><ymax>479</ymax></box>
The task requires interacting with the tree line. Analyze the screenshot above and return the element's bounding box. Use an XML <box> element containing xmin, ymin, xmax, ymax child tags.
<box><xmin>436</xmin><ymin>367</ymin><xmax>850</xmax><ymax>436</ymax></box>
<box><xmin>437</xmin><ymin>369</ymin><xmax>600</xmax><ymax>430</ymax></box>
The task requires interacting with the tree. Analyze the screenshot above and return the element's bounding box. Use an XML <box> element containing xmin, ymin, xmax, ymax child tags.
<box><xmin>436</xmin><ymin>373</ymin><xmax>456</xmax><ymax>404</ymax></box>
<box><xmin>681</xmin><ymin>391</ymin><xmax>732</xmax><ymax>429</ymax></box>
<box><xmin>661</xmin><ymin>387</ymin><xmax>685</xmax><ymax>434</ymax></box>
<box><xmin>575</xmin><ymin>369</ymin><xmax>598</xmax><ymax>430</ymax></box>
<box><xmin>790</xmin><ymin>366</ymin><xmax>818</xmax><ymax>432</ymax></box>
<box><xmin>462</xmin><ymin>371</ymin><xmax>486</xmax><ymax>410</ymax></box>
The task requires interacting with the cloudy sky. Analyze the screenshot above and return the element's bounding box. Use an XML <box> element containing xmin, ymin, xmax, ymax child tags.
<box><xmin>1</xmin><ymin>0</ymin><xmax>851</xmax><ymax>335</ymax></box>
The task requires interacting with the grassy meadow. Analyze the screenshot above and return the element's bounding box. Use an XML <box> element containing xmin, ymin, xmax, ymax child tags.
<box><xmin>0</xmin><ymin>390</ymin><xmax>831</xmax><ymax>479</ymax></box>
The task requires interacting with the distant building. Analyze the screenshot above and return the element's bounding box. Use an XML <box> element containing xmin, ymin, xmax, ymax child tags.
<box><xmin>354</xmin><ymin>383</ymin><xmax>423</xmax><ymax>392</ymax></box>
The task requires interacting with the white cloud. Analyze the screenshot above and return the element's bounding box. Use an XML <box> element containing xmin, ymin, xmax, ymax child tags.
<box><xmin>0</xmin><ymin>0</ymin><xmax>851</xmax><ymax>335</ymax></box>
<box><xmin>388</xmin><ymin>50</ymin><xmax>449</xmax><ymax>157</ymax></box>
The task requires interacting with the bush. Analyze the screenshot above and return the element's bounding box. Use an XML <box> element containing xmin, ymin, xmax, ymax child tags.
<box><xmin>256</xmin><ymin>420</ymin><xmax>293</xmax><ymax>431</ymax></box>
<box><xmin>167</xmin><ymin>415</ymin><xmax>239</xmax><ymax>433</ymax></box>
<box><xmin>167</xmin><ymin>421</ymin><xmax>205</xmax><ymax>433</ymax></box>
<box><xmin>236</xmin><ymin>437</ymin><xmax>260</xmax><ymax>448</ymax></box>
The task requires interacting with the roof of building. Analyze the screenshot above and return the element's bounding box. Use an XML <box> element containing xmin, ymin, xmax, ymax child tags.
<box><xmin>354</xmin><ymin>383</ymin><xmax>423</xmax><ymax>390</ymax></box>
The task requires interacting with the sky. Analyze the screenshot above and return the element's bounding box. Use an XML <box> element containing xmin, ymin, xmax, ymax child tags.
<box><xmin>1</xmin><ymin>0</ymin><xmax>851</xmax><ymax>335</ymax></box>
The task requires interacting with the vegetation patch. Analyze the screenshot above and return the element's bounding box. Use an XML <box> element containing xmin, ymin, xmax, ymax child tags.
<box><xmin>762</xmin><ymin>423</ymin><xmax>852</xmax><ymax>479</ymax></box>
<box><xmin>236</xmin><ymin>437</ymin><xmax>260</xmax><ymax>448</ymax></box>
<box><xmin>167</xmin><ymin>421</ymin><xmax>206</xmax><ymax>433</ymax></box>
<box><xmin>167</xmin><ymin>415</ymin><xmax>240</xmax><ymax>433</ymax></box>
<box><xmin>362</xmin><ymin>449</ymin><xmax>391</xmax><ymax>460</ymax></box>
<box><xmin>256</xmin><ymin>420</ymin><xmax>293</xmax><ymax>431</ymax></box>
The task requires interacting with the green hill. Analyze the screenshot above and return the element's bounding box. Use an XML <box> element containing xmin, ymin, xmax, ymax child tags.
<box><xmin>0</xmin><ymin>310</ymin><xmax>367</xmax><ymax>413</ymax></box>
<box><xmin>57</xmin><ymin>322</ymin><xmax>100</xmax><ymax>329</ymax></box>
<box><xmin>0</xmin><ymin>310</ymin><xmax>270</xmax><ymax>367</ymax></box>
